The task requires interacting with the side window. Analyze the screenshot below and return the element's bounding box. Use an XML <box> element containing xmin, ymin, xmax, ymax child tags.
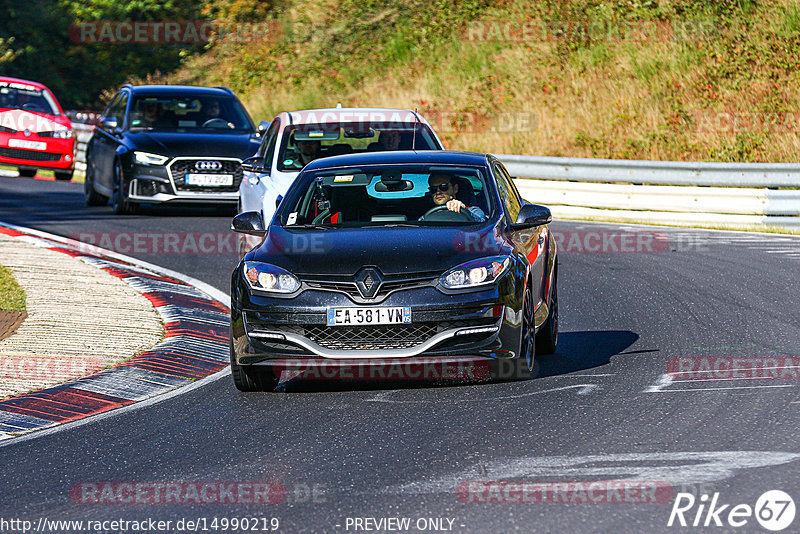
<box><xmin>113</xmin><ymin>93</ymin><xmax>129</xmax><ymax>128</ymax></box>
<box><xmin>103</xmin><ymin>93</ymin><xmax>121</xmax><ymax>119</ymax></box>
<box><xmin>258</xmin><ymin>120</ymin><xmax>279</xmax><ymax>161</ymax></box>
<box><xmin>263</xmin><ymin>120</ymin><xmax>280</xmax><ymax>168</ymax></box>
<box><xmin>493</xmin><ymin>163</ymin><xmax>522</xmax><ymax>222</ymax></box>
<box><xmin>105</xmin><ymin>92</ymin><xmax>128</xmax><ymax>125</ymax></box>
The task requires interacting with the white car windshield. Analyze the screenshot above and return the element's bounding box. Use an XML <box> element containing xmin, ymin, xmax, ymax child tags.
<box><xmin>277</xmin><ymin>123</ymin><xmax>440</xmax><ymax>171</ymax></box>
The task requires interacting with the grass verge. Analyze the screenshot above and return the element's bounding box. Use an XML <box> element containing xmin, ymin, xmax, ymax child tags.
<box><xmin>0</xmin><ymin>265</ymin><xmax>26</xmax><ymax>311</ymax></box>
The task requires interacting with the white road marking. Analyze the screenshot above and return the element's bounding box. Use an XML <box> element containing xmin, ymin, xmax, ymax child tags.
<box><xmin>650</xmin><ymin>385</ymin><xmax>794</xmax><ymax>392</ymax></box>
<box><xmin>385</xmin><ymin>451</ymin><xmax>800</xmax><ymax>495</ymax></box>
<box><xmin>367</xmin><ymin>384</ymin><xmax>599</xmax><ymax>404</ymax></box>
<box><xmin>644</xmin><ymin>373</ymin><xmax>673</xmax><ymax>392</ymax></box>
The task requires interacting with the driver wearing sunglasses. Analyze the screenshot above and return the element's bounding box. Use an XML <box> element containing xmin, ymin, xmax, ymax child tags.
<box><xmin>426</xmin><ymin>173</ymin><xmax>486</xmax><ymax>222</ymax></box>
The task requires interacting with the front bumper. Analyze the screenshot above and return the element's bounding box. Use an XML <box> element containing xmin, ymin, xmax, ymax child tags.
<box><xmin>127</xmin><ymin>179</ymin><xmax>239</xmax><ymax>204</ymax></box>
<box><xmin>0</xmin><ymin>135</ymin><xmax>75</xmax><ymax>171</ymax></box>
<box><xmin>231</xmin><ymin>270</ymin><xmax>524</xmax><ymax>366</ymax></box>
<box><xmin>125</xmin><ymin>156</ymin><xmax>242</xmax><ymax>204</ymax></box>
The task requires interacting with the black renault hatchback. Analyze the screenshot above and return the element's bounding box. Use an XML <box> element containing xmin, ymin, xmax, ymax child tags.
<box><xmin>85</xmin><ymin>84</ymin><xmax>259</xmax><ymax>214</ymax></box>
<box><xmin>230</xmin><ymin>151</ymin><xmax>558</xmax><ymax>391</ymax></box>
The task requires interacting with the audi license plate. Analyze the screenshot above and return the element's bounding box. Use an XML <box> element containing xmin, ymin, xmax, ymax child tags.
<box><xmin>327</xmin><ymin>307</ymin><xmax>411</xmax><ymax>326</ymax></box>
<box><xmin>184</xmin><ymin>173</ymin><xmax>233</xmax><ymax>186</ymax></box>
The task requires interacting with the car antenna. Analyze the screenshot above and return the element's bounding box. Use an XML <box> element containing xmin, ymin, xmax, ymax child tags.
<box><xmin>412</xmin><ymin>108</ymin><xmax>418</xmax><ymax>152</ymax></box>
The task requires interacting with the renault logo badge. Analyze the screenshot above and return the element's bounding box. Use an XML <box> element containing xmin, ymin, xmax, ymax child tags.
<box><xmin>355</xmin><ymin>268</ymin><xmax>382</xmax><ymax>298</ymax></box>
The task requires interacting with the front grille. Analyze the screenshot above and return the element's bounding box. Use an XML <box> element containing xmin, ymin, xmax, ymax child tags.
<box><xmin>169</xmin><ymin>159</ymin><xmax>243</xmax><ymax>192</ymax></box>
<box><xmin>301</xmin><ymin>271</ymin><xmax>439</xmax><ymax>301</ymax></box>
<box><xmin>0</xmin><ymin>147</ymin><xmax>61</xmax><ymax>161</ymax></box>
<box><xmin>306</xmin><ymin>324</ymin><xmax>439</xmax><ymax>350</ymax></box>
<box><xmin>250</xmin><ymin>318</ymin><xmax>498</xmax><ymax>352</ymax></box>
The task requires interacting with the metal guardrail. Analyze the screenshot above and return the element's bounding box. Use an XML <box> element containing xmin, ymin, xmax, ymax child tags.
<box><xmin>66</xmin><ymin>125</ymin><xmax>799</xmax><ymax>229</ymax></box>
<box><xmin>499</xmin><ymin>154</ymin><xmax>800</xmax><ymax>229</ymax></box>
<box><xmin>498</xmin><ymin>154</ymin><xmax>800</xmax><ymax>188</ymax></box>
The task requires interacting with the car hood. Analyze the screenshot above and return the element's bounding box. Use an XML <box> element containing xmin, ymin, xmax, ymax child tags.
<box><xmin>0</xmin><ymin>108</ymin><xmax>71</xmax><ymax>133</ymax></box>
<box><xmin>125</xmin><ymin>131</ymin><xmax>259</xmax><ymax>159</ymax></box>
<box><xmin>251</xmin><ymin>222</ymin><xmax>508</xmax><ymax>276</ymax></box>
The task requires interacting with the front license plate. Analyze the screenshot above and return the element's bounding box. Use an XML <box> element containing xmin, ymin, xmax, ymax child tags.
<box><xmin>327</xmin><ymin>307</ymin><xmax>411</xmax><ymax>326</ymax></box>
<box><xmin>8</xmin><ymin>139</ymin><xmax>47</xmax><ymax>151</ymax></box>
<box><xmin>184</xmin><ymin>173</ymin><xmax>233</xmax><ymax>186</ymax></box>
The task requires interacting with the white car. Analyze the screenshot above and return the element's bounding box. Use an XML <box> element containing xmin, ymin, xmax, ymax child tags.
<box><xmin>237</xmin><ymin>107</ymin><xmax>444</xmax><ymax>253</ymax></box>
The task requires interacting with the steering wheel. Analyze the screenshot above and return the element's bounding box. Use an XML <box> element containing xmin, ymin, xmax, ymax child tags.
<box><xmin>420</xmin><ymin>204</ymin><xmax>474</xmax><ymax>222</ymax></box>
<box><xmin>201</xmin><ymin>118</ymin><xmax>233</xmax><ymax>129</ymax></box>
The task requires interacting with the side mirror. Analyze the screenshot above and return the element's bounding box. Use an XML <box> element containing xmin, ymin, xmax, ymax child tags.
<box><xmin>241</xmin><ymin>156</ymin><xmax>266</xmax><ymax>173</ymax></box>
<box><xmin>258</xmin><ymin>121</ymin><xmax>269</xmax><ymax>134</ymax></box>
<box><xmin>101</xmin><ymin>117</ymin><xmax>119</xmax><ymax>131</ymax></box>
<box><xmin>231</xmin><ymin>211</ymin><xmax>266</xmax><ymax>235</ymax></box>
<box><xmin>512</xmin><ymin>203</ymin><xmax>552</xmax><ymax>229</ymax></box>
<box><xmin>275</xmin><ymin>194</ymin><xmax>283</xmax><ymax>209</ymax></box>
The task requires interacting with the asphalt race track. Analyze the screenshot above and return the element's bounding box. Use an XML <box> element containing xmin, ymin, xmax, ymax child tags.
<box><xmin>1</xmin><ymin>175</ymin><xmax>800</xmax><ymax>533</ymax></box>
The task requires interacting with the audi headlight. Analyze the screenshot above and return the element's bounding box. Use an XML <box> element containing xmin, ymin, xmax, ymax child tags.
<box><xmin>134</xmin><ymin>151</ymin><xmax>169</xmax><ymax>166</ymax></box>
<box><xmin>243</xmin><ymin>262</ymin><xmax>301</xmax><ymax>294</ymax></box>
<box><xmin>440</xmin><ymin>256</ymin><xmax>512</xmax><ymax>289</ymax></box>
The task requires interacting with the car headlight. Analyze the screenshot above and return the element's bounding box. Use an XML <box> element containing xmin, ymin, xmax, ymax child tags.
<box><xmin>243</xmin><ymin>261</ymin><xmax>301</xmax><ymax>294</ymax></box>
<box><xmin>440</xmin><ymin>256</ymin><xmax>512</xmax><ymax>289</ymax></box>
<box><xmin>39</xmin><ymin>129</ymin><xmax>74</xmax><ymax>138</ymax></box>
<box><xmin>134</xmin><ymin>151</ymin><xmax>169</xmax><ymax>166</ymax></box>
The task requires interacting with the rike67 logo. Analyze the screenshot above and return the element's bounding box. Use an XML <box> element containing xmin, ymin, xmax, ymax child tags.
<box><xmin>668</xmin><ymin>490</ymin><xmax>795</xmax><ymax>531</ymax></box>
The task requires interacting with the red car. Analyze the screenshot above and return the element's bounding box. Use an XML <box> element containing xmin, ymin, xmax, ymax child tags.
<box><xmin>0</xmin><ymin>76</ymin><xmax>75</xmax><ymax>180</ymax></box>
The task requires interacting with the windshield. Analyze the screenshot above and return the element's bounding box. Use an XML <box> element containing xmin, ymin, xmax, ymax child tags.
<box><xmin>277</xmin><ymin>123</ymin><xmax>440</xmax><ymax>171</ymax></box>
<box><xmin>129</xmin><ymin>95</ymin><xmax>253</xmax><ymax>132</ymax></box>
<box><xmin>0</xmin><ymin>83</ymin><xmax>60</xmax><ymax>116</ymax></box>
<box><xmin>278</xmin><ymin>164</ymin><xmax>495</xmax><ymax>228</ymax></box>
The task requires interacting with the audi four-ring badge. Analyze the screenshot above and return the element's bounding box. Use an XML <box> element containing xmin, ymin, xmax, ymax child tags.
<box><xmin>84</xmin><ymin>84</ymin><xmax>260</xmax><ymax>215</ymax></box>
<box><xmin>229</xmin><ymin>150</ymin><xmax>558</xmax><ymax>391</ymax></box>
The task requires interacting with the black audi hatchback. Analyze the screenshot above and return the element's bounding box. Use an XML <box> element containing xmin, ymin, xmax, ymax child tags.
<box><xmin>230</xmin><ymin>151</ymin><xmax>558</xmax><ymax>391</ymax></box>
<box><xmin>85</xmin><ymin>84</ymin><xmax>259</xmax><ymax>214</ymax></box>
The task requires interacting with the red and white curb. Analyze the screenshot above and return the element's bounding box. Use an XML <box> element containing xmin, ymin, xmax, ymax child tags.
<box><xmin>0</xmin><ymin>222</ymin><xmax>231</xmax><ymax>441</ymax></box>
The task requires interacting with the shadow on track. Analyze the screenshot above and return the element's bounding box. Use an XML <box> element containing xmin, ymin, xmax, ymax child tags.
<box><xmin>537</xmin><ymin>329</ymin><xmax>639</xmax><ymax>378</ymax></box>
<box><xmin>0</xmin><ymin>177</ymin><xmax>234</xmax><ymax>227</ymax></box>
<box><xmin>266</xmin><ymin>330</ymin><xmax>639</xmax><ymax>394</ymax></box>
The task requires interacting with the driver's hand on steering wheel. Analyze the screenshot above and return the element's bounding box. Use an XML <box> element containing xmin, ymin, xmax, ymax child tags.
<box><xmin>446</xmin><ymin>199</ymin><xmax>466</xmax><ymax>213</ymax></box>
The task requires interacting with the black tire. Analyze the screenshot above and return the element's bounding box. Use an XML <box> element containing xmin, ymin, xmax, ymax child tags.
<box><xmin>84</xmin><ymin>161</ymin><xmax>109</xmax><ymax>206</ymax></box>
<box><xmin>230</xmin><ymin>339</ymin><xmax>279</xmax><ymax>392</ymax></box>
<box><xmin>493</xmin><ymin>283</ymin><xmax>537</xmax><ymax>381</ymax></box>
<box><xmin>111</xmin><ymin>159</ymin><xmax>138</xmax><ymax>215</ymax></box>
<box><xmin>17</xmin><ymin>168</ymin><xmax>36</xmax><ymax>178</ymax></box>
<box><xmin>54</xmin><ymin>170</ymin><xmax>73</xmax><ymax>181</ymax></box>
<box><xmin>536</xmin><ymin>264</ymin><xmax>559</xmax><ymax>355</ymax></box>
